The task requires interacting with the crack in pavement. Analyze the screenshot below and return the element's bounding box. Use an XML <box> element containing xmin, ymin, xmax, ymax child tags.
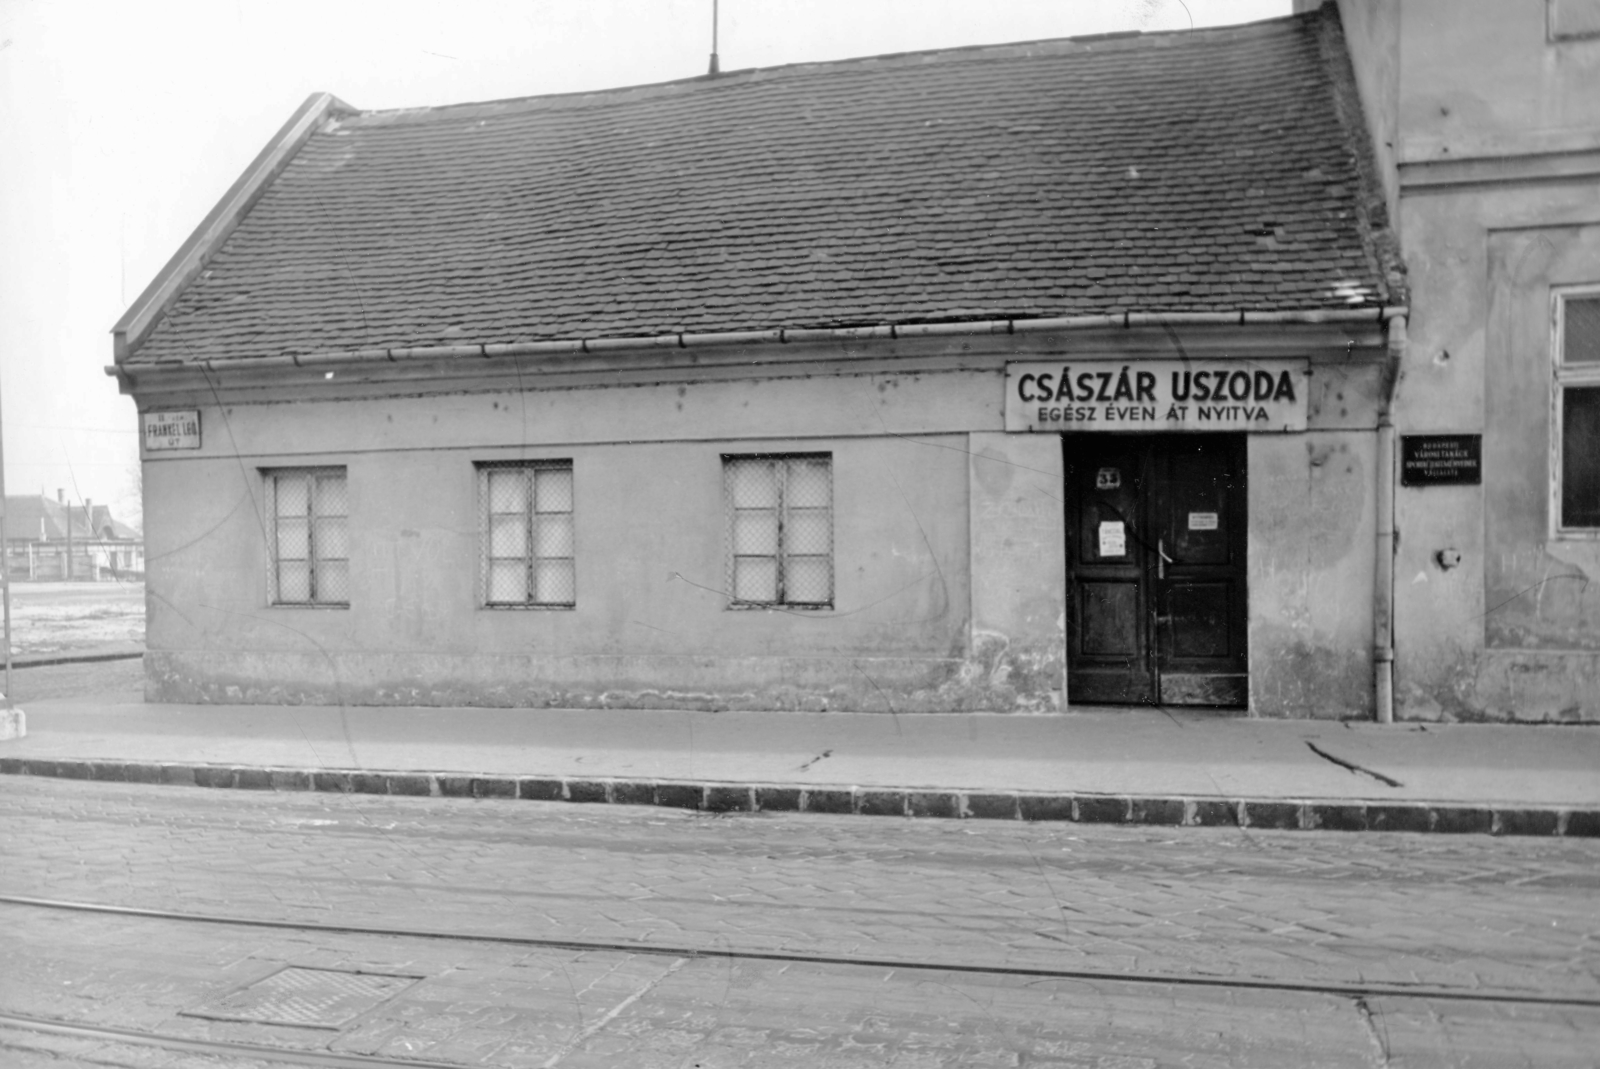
<box><xmin>1307</xmin><ymin>742</ymin><xmax>1404</xmax><ymax>788</ymax></box>
<box><xmin>541</xmin><ymin>957</ymin><xmax>689</xmax><ymax>1067</ymax></box>
<box><xmin>1354</xmin><ymin>995</ymin><xmax>1393</xmax><ymax>1067</ymax></box>
<box><xmin>797</xmin><ymin>749</ymin><xmax>833</xmax><ymax>772</ymax></box>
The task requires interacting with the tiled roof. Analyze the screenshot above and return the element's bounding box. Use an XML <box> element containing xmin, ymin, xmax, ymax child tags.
<box><xmin>3</xmin><ymin>496</ymin><xmax>138</xmax><ymax>543</ymax></box>
<box><xmin>127</xmin><ymin>6</ymin><xmax>1402</xmax><ymax>366</ymax></box>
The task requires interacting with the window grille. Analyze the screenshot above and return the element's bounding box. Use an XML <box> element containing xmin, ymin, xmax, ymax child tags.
<box><xmin>1557</xmin><ymin>292</ymin><xmax>1600</xmax><ymax>532</ymax></box>
<box><xmin>267</xmin><ymin>468</ymin><xmax>349</xmax><ymax>606</ymax></box>
<box><xmin>479</xmin><ymin>461</ymin><xmax>575</xmax><ymax>607</ymax></box>
<box><xmin>724</xmin><ymin>454</ymin><xmax>832</xmax><ymax>607</ymax></box>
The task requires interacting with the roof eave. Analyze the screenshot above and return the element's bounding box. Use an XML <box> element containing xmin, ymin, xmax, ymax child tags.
<box><xmin>110</xmin><ymin>305</ymin><xmax>1408</xmax><ymax>385</ymax></box>
<box><xmin>111</xmin><ymin>91</ymin><xmax>360</xmax><ymax>366</ymax></box>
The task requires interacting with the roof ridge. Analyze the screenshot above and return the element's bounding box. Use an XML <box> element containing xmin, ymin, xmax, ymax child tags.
<box><xmin>344</xmin><ymin>11</ymin><xmax>1321</xmax><ymax>123</ymax></box>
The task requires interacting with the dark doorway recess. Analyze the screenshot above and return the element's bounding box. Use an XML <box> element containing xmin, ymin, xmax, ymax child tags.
<box><xmin>1065</xmin><ymin>433</ymin><xmax>1248</xmax><ymax>707</ymax></box>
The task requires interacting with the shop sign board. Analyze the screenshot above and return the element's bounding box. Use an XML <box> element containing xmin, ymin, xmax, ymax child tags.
<box><xmin>142</xmin><ymin>410</ymin><xmax>201</xmax><ymax>451</ymax></box>
<box><xmin>1401</xmin><ymin>434</ymin><xmax>1481</xmax><ymax>486</ymax></box>
<box><xmin>1005</xmin><ymin>359</ymin><xmax>1309</xmax><ymax>433</ymax></box>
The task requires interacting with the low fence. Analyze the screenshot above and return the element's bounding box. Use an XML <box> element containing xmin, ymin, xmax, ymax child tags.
<box><xmin>4</xmin><ymin>542</ymin><xmax>145</xmax><ymax>582</ymax></box>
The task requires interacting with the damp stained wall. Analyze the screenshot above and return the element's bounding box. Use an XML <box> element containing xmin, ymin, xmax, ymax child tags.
<box><xmin>1346</xmin><ymin>0</ymin><xmax>1600</xmax><ymax>719</ymax></box>
<box><xmin>1248</xmin><ymin>431</ymin><xmax>1377</xmax><ymax>719</ymax></box>
<box><xmin>967</xmin><ymin>432</ymin><xmax>1067</xmax><ymax>712</ymax></box>
<box><xmin>1477</xmin><ymin>223</ymin><xmax>1600</xmax><ymax>720</ymax></box>
<box><xmin>137</xmin><ymin>327</ymin><xmax>1386</xmax><ymax>714</ymax></box>
<box><xmin>143</xmin><ymin>365</ymin><xmax>996</xmax><ymax>710</ymax></box>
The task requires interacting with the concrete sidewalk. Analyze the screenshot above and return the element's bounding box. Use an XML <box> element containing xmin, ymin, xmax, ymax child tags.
<box><xmin>3</xmin><ymin>698</ymin><xmax>1599</xmax><ymax>835</ymax></box>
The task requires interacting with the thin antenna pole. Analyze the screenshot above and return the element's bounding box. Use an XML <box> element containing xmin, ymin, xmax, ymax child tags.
<box><xmin>708</xmin><ymin>0</ymin><xmax>720</xmax><ymax>75</ymax></box>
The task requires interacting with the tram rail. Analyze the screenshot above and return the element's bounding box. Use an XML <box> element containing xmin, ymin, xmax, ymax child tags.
<box><xmin>4</xmin><ymin>892</ymin><xmax>1598</xmax><ymax>1009</ymax></box>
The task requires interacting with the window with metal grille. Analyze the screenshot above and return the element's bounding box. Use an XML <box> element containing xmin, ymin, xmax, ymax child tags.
<box><xmin>1556</xmin><ymin>290</ymin><xmax>1600</xmax><ymax>533</ymax></box>
<box><xmin>479</xmin><ymin>461</ymin><xmax>575</xmax><ymax>608</ymax></box>
<box><xmin>266</xmin><ymin>468</ymin><xmax>349</xmax><ymax>606</ymax></box>
<box><xmin>724</xmin><ymin>454</ymin><xmax>832</xmax><ymax>608</ymax></box>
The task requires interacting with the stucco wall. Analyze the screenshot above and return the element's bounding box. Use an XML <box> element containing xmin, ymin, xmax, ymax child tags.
<box><xmin>1390</xmin><ymin>183</ymin><xmax>1600</xmax><ymax>721</ymax></box>
<box><xmin>1248</xmin><ymin>431</ymin><xmax>1378</xmax><ymax>718</ymax></box>
<box><xmin>145</xmin><ymin>434</ymin><xmax>984</xmax><ymax>709</ymax></box>
<box><xmin>1335</xmin><ymin>0</ymin><xmax>1402</xmax><ymax>221</ymax></box>
<box><xmin>1478</xmin><ymin>224</ymin><xmax>1600</xmax><ymax>720</ymax></box>
<box><xmin>143</xmin><ymin>366</ymin><xmax>1012</xmax><ymax>710</ymax></box>
<box><xmin>139</xmin><ymin>328</ymin><xmax>1391</xmax><ymax>714</ymax></box>
<box><xmin>1395</xmin><ymin>0</ymin><xmax>1600</xmax><ymax>161</ymax></box>
<box><xmin>1346</xmin><ymin>0</ymin><xmax>1600</xmax><ymax>721</ymax></box>
<box><xmin>968</xmin><ymin>432</ymin><xmax>1066</xmax><ymax>712</ymax></box>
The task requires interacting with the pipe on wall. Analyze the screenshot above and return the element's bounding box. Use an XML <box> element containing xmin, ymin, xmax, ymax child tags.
<box><xmin>1374</xmin><ymin>312</ymin><xmax>1406</xmax><ymax>724</ymax></box>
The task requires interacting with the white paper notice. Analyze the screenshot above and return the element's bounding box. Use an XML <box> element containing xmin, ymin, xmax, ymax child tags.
<box><xmin>1098</xmin><ymin>520</ymin><xmax>1126</xmax><ymax>557</ymax></box>
<box><xmin>1188</xmin><ymin>512</ymin><xmax>1219</xmax><ymax>531</ymax></box>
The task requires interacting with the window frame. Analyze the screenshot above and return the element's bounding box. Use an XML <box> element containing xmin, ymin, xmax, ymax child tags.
<box><xmin>1551</xmin><ymin>285</ymin><xmax>1600</xmax><ymax>539</ymax></box>
<box><xmin>723</xmin><ymin>452</ymin><xmax>834</xmax><ymax>610</ymax></box>
<box><xmin>1548</xmin><ymin>0</ymin><xmax>1600</xmax><ymax>42</ymax></box>
<box><xmin>265</xmin><ymin>467</ymin><xmax>350</xmax><ymax>608</ymax></box>
<box><xmin>477</xmin><ymin>459</ymin><xmax>577</xmax><ymax>610</ymax></box>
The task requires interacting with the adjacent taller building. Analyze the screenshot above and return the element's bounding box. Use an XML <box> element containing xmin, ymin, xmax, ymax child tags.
<box><xmin>1328</xmin><ymin>0</ymin><xmax>1600</xmax><ymax>719</ymax></box>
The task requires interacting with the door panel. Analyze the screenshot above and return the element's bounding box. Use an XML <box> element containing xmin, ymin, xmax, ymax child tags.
<box><xmin>1166</xmin><ymin>450</ymin><xmax>1232</xmax><ymax>566</ymax></box>
<box><xmin>1163</xmin><ymin>583</ymin><xmax>1231</xmax><ymax>658</ymax></box>
<box><xmin>1066</xmin><ymin>444</ymin><xmax>1153</xmax><ymax>704</ymax></box>
<box><xmin>1081</xmin><ymin>582</ymin><xmax>1139</xmax><ymax>656</ymax></box>
<box><xmin>1066</xmin><ymin>433</ymin><xmax>1247</xmax><ymax>707</ymax></box>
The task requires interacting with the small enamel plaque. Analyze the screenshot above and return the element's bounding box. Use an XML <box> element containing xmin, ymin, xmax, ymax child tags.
<box><xmin>1401</xmin><ymin>434</ymin><xmax>1481</xmax><ymax>487</ymax></box>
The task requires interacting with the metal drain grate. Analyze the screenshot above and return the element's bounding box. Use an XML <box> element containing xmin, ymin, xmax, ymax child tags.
<box><xmin>181</xmin><ymin>966</ymin><xmax>421</xmax><ymax>1030</ymax></box>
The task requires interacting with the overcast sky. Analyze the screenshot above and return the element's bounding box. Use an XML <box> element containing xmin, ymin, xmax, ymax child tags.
<box><xmin>0</xmin><ymin>0</ymin><xmax>1288</xmax><ymax>525</ymax></box>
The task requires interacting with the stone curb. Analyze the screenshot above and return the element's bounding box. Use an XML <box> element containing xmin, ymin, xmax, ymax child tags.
<box><xmin>10</xmin><ymin>651</ymin><xmax>145</xmax><ymax>669</ymax></box>
<box><xmin>1</xmin><ymin>757</ymin><xmax>1595</xmax><ymax>837</ymax></box>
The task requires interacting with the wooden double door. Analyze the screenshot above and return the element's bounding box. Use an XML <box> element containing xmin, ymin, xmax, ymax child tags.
<box><xmin>1065</xmin><ymin>434</ymin><xmax>1248</xmax><ymax>707</ymax></box>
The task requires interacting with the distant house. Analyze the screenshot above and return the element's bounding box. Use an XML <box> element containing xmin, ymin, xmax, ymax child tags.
<box><xmin>2</xmin><ymin>492</ymin><xmax>143</xmax><ymax>581</ymax></box>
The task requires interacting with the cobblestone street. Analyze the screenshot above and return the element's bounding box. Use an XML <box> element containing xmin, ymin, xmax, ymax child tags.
<box><xmin>2</xmin><ymin>776</ymin><xmax>1597</xmax><ymax>1066</ymax></box>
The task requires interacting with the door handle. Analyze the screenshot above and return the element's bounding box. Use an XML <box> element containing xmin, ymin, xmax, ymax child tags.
<box><xmin>1157</xmin><ymin>537</ymin><xmax>1173</xmax><ymax>580</ymax></box>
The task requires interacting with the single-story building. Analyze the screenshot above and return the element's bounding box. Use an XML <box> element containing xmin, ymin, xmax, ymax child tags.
<box><xmin>3</xmin><ymin>492</ymin><xmax>143</xmax><ymax>581</ymax></box>
<box><xmin>112</xmin><ymin>8</ymin><xmax>1419</xmax><ymax>716</ymax></box>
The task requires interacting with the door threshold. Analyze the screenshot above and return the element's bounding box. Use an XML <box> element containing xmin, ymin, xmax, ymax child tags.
<box><xmin>1060</xmin><ymin>703</ymin><xmax>1247</xmax><ymax>718</ymax></box>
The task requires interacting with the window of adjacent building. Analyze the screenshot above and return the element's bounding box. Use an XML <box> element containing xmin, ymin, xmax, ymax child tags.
<box><xmin>480</xmin><ymin>461</ymin><xmax>575</xmax><ymax>608</ymax></box>
<box><xmin>267</xmin><ymin>468</ymin><xmax>349</xmax><ymax>606</ymax></box>
<box><xmin>724</xmin><ymin>454</ymin><xmax>833</xmax><ymax>608</ymax></box>
<box><xmin>1550</xmin><ymin>0</ymin><xmax>1600</xmax><ymax>41</ymax></box>
<box><xmin>1556</xmin><ymin>290</ymin><xmax>1600</xmax><ymax>532</ymax></box>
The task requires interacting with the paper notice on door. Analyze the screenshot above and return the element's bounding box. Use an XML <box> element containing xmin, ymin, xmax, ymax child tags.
<box><xmin>1188</xmin><ymin>512</ymin><xmax>1219</xmax><ymax>531</ymax></box>
<box><xmin>1098</xmin><ymin>520</ymin><xmax>1126</xmax><ymax>557</ymax></box>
